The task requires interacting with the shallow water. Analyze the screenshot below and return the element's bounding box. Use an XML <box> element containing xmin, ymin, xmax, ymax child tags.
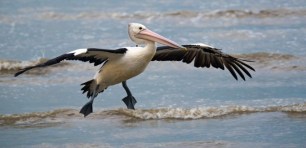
<box><xmin>1</xmin><ymin>0</ymin><xmax>306</xmax><ymax>147</ymax></box>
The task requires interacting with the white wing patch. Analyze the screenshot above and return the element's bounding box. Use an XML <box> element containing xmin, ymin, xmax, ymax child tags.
<box><xmin>68</xmin><ymin>48</ymin><xmax>88</xmax><ymax>56</ymax></box>
<box><xmin>192</xmin><ymin>43</ymin><xmax>214</xmax><ymax>48</ymax></box>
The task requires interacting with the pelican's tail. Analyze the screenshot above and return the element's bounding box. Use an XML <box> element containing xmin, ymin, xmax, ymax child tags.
<box><xmin>81</xmin><ymin>79</ymin><xmax>105</xmax><ymax>98</ymax></box>
<box><xmin>81</xmin><ymin>80</ymin><xmax>94</xmax><ymax>98</ymax></box>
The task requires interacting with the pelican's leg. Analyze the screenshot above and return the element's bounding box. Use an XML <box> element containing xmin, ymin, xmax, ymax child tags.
<box><xmin>122</xmin><ymin>81</ymin><xmax>137</xmax><ymax>109</ymax></box>
<box><xmin>80</xmin><ymin>86</ymin><xmax>99</xmax><ymax>117</ymax></box>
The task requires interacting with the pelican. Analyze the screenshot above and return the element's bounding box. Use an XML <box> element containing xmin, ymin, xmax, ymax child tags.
<box><xmin>15</xmin><ymin>23</ymin><xmax>255</xmax><ymax>117</ymax></box>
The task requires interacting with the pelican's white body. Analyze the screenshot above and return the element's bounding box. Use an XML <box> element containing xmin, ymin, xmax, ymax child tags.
<box><xmin>93</xmin><ymin>43</ymin><xmax>156</xmax><ymax>92</ymax></box>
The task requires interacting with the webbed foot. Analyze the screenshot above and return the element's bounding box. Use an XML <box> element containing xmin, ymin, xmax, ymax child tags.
<box><xmin>80</xmin><ymin>101</ymin><xmax>93</xmax><ymax>117</ymax></box>
<box><xmin>122</xmin><ymin>95</ymin><xmax>137</xmax><ymax>110</ymax></box>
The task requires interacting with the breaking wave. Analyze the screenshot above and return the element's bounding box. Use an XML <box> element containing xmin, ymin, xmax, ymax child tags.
<box><xmin>29</xmin><ymin>9</ymin><xmax>306</xmax><ymax>20</ymax></box>
<box><xmin>1</xmin><ymin>103</ymin><xmax>305</xmax><ymax>127</ymax></box>
<box><xmin>119</xmin><ymin>103</ymin><xmax>306</xmax><ymax>120</ymax></box>
<box><xmin>0</xmin><ymin>58</ymin><xmax>70</xmax><ymax>75</ymax></box>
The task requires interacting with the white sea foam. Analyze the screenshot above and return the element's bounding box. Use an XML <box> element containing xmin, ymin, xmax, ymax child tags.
<box><xmin>119</xmin><ymin>104</ymin><xmax>306</xmax><ymax>120</ymax></box>
<box><xmin>1</xmin><ymin>103</ymin><xmax>305</xmax><ymax>127</ymax></box>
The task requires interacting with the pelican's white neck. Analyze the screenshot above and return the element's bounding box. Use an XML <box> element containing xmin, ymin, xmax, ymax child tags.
<box><xmin>144</xmin><ymin>41</ymin><xmax>156</xmax><ymax>50</ymax></box>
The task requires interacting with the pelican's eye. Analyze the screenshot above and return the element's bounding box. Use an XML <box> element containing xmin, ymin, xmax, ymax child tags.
<box><xmin>139</xmin><ymin>27</ymin><xmax>143</xmax><ymax>30</ymax></box>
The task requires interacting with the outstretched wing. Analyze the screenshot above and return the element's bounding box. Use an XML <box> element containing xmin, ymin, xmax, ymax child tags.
<box><xmin>152</xmin><ymin>44</ymin><xmax>255</xmax><ymax>80</ymax></box>
<box><xmin>14</xmin><ymin>48</ymin><xmax>127</xmax><ymax>77</ymax></box>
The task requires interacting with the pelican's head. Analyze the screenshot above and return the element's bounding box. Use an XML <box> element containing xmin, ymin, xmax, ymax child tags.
<box><xmin>128</xmin><ymin>23</ymin><xmax>185</xmax><ymax>49</ymax></box>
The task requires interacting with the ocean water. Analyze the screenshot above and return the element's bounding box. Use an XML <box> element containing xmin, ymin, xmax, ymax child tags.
<box><xmin>1</xmin><ymin>0</ymin><xmax>306</xmax><ymax>147</ymax></box>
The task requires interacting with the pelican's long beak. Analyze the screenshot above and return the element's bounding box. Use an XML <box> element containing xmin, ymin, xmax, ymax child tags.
<box><xmin>136</xmin><ymin>29</ymin><xmax>187</xmax><ymax>50</ymax></box>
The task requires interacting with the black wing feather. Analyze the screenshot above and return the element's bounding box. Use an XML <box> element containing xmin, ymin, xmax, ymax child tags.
<box><xmin>233</xmin><ymin>61</ymin><xmax>252</xmax><ymax>78</ymax></box>
<box><xmin>194</xmin><ymin>51</ymin><xmax>203</xmax><ymax>68</ymax></box>
<box><xmin>15</xmin><ymin>48</ymin><xmax>126</xmax><ymax>77</ymax></box>
<box><xmin>14</xmin><ymin>53</ymin><xmax>74</xmax><ymax>77</ymax></box>
<box><xmin>228</xmin><ymin>61</ymin><xmax>245</xmax><ymax>81</ymax></box>
<box><xmin>204</xmin><ymin>53</ymin><xmax>211</xmax><ymax>68</ymax></box>
<box><xmin>223</xmin><ymin>58</ymin><xmax>238</xmax><ymax>80</ymax></box>
<box><xmin>184</xmin><ymin>51</ymin><xmax>197</xmax><ymax>64</ymax></box>
<box><xmin>153</xmin><ymin>44</ymin><xmax>255</xmax><ymax>80</ymax></box>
